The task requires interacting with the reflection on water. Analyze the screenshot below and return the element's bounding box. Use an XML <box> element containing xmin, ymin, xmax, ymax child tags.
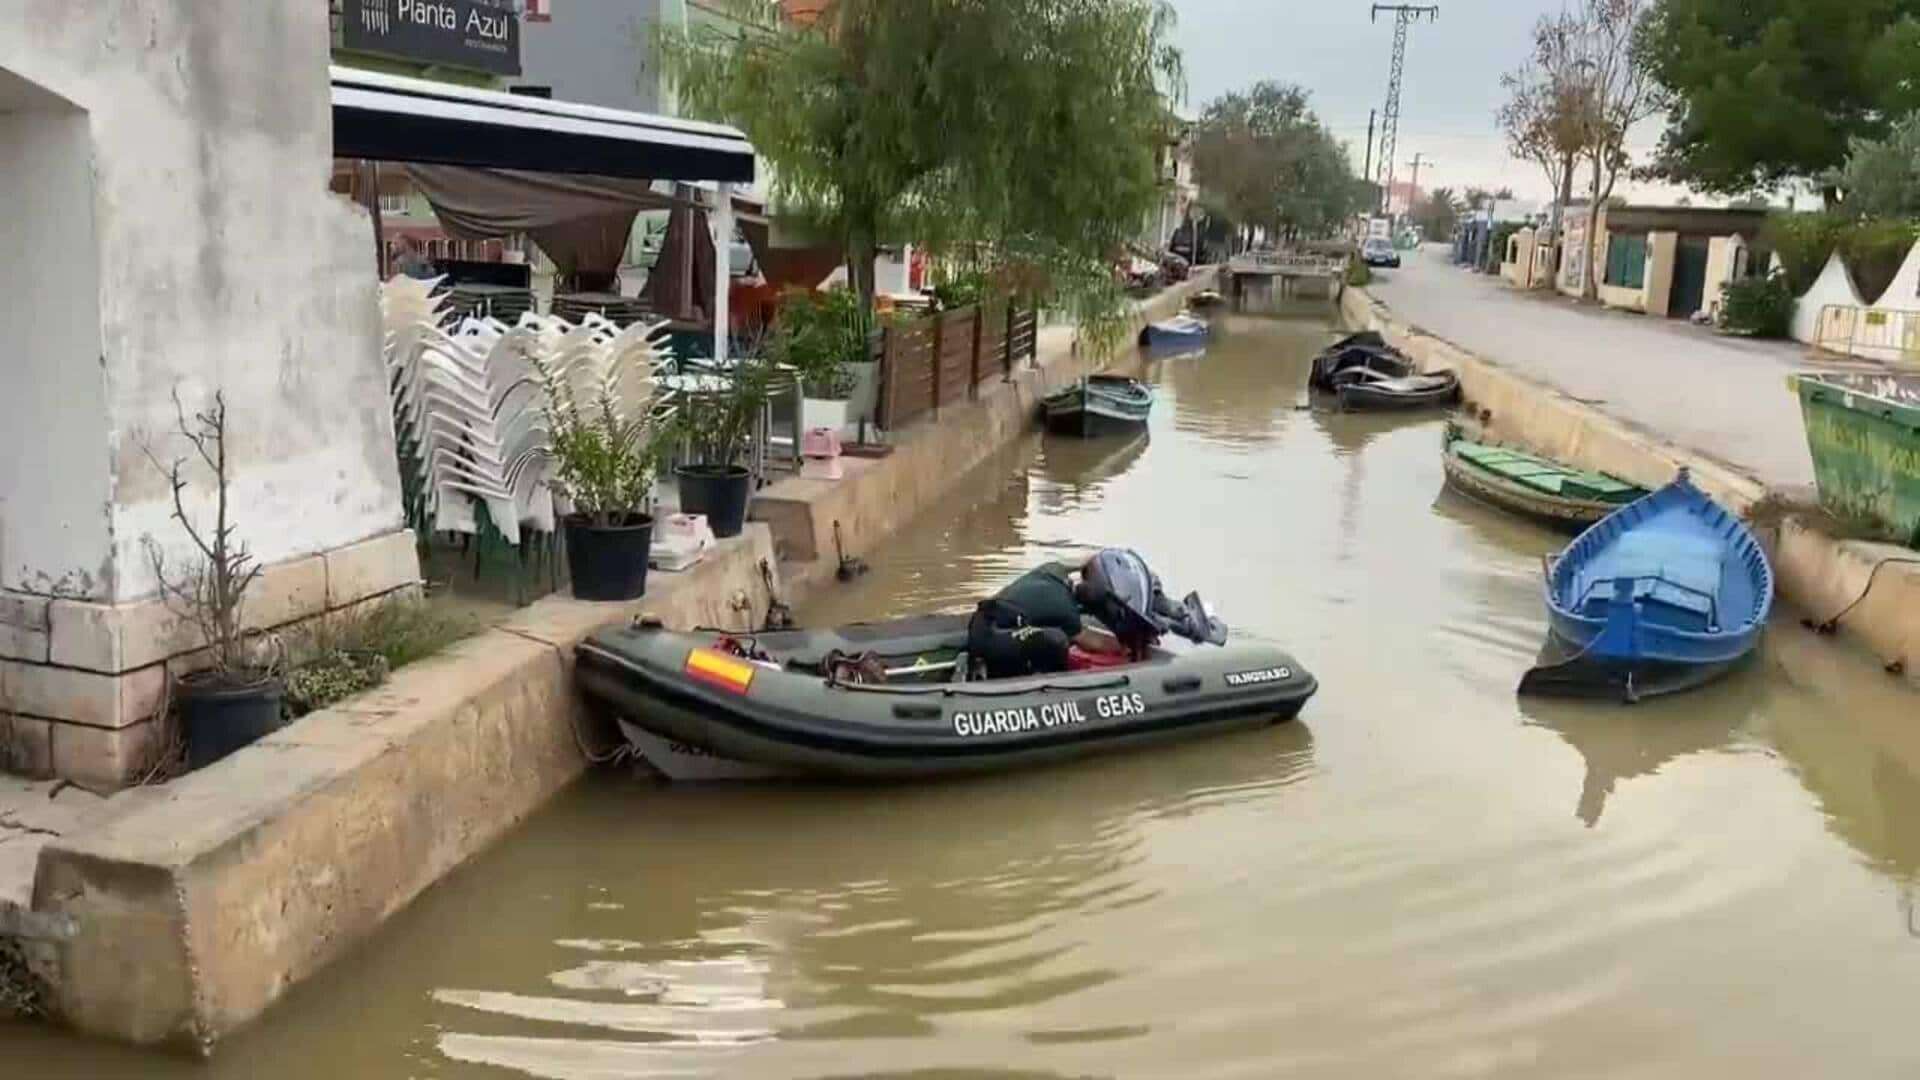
<box><xmin>12</xmin><ymin>307</ymin><xmax>1920</xmax><ymax>1078</ymax></box>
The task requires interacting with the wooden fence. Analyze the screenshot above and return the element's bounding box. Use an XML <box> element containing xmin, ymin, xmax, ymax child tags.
<box><xmin>876</xmin><ymin>303</ymin><xmax>1038</xmax><ymax>430</ymax></box>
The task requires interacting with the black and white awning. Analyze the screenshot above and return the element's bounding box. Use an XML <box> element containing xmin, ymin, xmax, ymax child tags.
<box><xmin>330</xmin><ymin>66</ymin><xmax>755</xmax><ymax>183</ymax></box>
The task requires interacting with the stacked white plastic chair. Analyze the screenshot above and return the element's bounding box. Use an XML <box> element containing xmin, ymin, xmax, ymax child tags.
<box><xmin>380</xmin><ymin>278</ymin><xmax>674</xmax><ymax>548</ymax></box>
<box><xmin>381</xmin><ymin>277</ymin><xmax>551</xmax><ymax>545</ymax></box>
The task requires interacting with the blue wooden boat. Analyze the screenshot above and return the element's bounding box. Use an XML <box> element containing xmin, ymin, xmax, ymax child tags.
<box><xmin>1518</xmin><ymin>471</ymin><xmax>1774</xmax><ymax>702</ymax></box>
<box><xmin>1138</xmin><ymin>313</ymin><xmax>1210</xmax><ymax>348</ymax></box>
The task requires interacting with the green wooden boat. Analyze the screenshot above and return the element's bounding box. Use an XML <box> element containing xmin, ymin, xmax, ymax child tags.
<box><xmin>1441</xmin><ymin>424</ymin><xmax>1648</xmax><ymax>534</ymax></box>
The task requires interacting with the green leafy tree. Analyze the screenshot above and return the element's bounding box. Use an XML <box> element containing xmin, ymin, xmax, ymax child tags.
<box><xmin>1638</xmin><ymin>0</ymin><xmax>1920</xmax><ymax>196</ymax></box>
<box><xmin>1191</xmin><ymin>81</ymin><xmax>1364</xmax><ymax>247</ymax></box>
<box><xmin>1412</xmin><ymin>186</ymin><xmax>1462</xmax><ymax>240</ymax></box>
<box><xmin>1831</xmin><ymin>111</ymin><xmax>1920</xmax><ymax>220</ymax></box>
<box><xmin>661</xmin><ymin>0</ymin><xmax>1182</xmax><ymax>349</ymax></box>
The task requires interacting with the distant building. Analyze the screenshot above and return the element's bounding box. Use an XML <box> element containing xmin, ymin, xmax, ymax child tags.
<box><xmin>1554</xmin><ymin>204</ymin><xmax>1771</xmax><ymax>321</ymax></box>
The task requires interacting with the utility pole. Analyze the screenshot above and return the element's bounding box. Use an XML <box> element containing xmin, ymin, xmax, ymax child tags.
<box><xmin>1362</xmin><ymin>109</ymin><xmax>1377</xmax><ymax>191</ymax></box>
<box><xmin>1370</xmin><ymin>4</ymin><xmax>1439</xmax><ymax>217</ymax></box>
<box><xmin>1405</xmin><ymin>152</ymin><xmax>1433</xmax><ymax>206</ymax></box>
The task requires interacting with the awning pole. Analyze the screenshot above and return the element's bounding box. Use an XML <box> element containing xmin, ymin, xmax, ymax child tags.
<box><xmin>712</xmin><ymin>182</ymin><xmax>733</xmax><ymax>365</ymax></box>
<box><xmin>364</xmin><ymin>160</ymin><xmax>387</xmax><ymax>278</ymax></box>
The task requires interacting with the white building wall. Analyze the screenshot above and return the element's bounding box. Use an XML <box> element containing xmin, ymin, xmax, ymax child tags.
<box><xmin>0</xmin><ymin>0</ymin><xmax>405</xmax><ymax>604</ymax></box>
<box><xmin>0</xmin><ymin>91</ymin><xmax>112</xmax><ymax>598</ymax></box>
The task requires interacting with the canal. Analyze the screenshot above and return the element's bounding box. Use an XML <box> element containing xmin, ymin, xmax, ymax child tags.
<box><xmin>12</xmin><ymin>311</ymin><xmax>1920</xmax><ymax>1077</ymax></box>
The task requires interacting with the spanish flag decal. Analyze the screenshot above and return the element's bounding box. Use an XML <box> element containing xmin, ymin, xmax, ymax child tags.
<box><xmin>685</xmin><ymin>648</ymin><xmax>756</xmax><ymax>694</ymax></box>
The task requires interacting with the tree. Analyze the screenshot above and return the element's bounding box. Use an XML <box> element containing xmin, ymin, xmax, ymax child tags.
<box><xmin>1499</xmin><ymin>8</ymin><xmax>1599</xmax><ymax>276</ymax></box>
<box><xmin>661</xmin><ymin>0</ymin><xmax>1182</xmax><ymax>340</ymax></box>
<box><xmin>1191</xmin><ymin>81</ymin><xmax>1365</xmax><ymax>247</ymax></box>
<box><xmin>1412</xmin><ymin>187</ymin><xmax>1462</xmax><ymax>240</ymax></box>
<box><xmin>1831</xmin><ymin>111</ymin><xmax>1920</xmax><ymax>220</ymax></box>
<box><xmin>1638</xmin><ymin>0</ymin><xmax>1920</xmax><ymax>196</ymax></box>
<box><xmin>1566</xmin><ymin>0</ymin><xmax>1667</xmax><ymax>301</ymax></box>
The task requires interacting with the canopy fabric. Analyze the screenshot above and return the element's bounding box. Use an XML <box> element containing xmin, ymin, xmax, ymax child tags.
<box><xmin>405</xmin><ymin>165</ymin><xmax>671</xmax><ymax>277</ymax></box>
<box><xmin>331</xmin><ymin>65</ymin><xmax>755</xmax><ymax>182</ymax></box>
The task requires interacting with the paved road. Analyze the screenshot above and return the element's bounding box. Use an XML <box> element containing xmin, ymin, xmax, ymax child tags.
<box><xmin>1367</xmin><ymin>245</ymin><xmax>1841</xmax><ymax>490</ymax></box>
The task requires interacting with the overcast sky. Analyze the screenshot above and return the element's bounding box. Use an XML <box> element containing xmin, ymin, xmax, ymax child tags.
<box><xmin>1166</xmin><ymin>0</ymin><xmax>1691</xmax><ymax>205</ymax></box>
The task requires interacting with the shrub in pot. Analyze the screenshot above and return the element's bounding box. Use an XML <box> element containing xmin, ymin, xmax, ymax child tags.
<box><xmin>534</xmin><ymin>321</ymin><xmax>678</xmax><ymax>601</ymax></box>
<box><xmin>141</xmin><ymin>391</ymin><xmax>286</xmax><ymax>770</ymax></box>
<box><xmin>675</xmin><ymin>351</ymin><xmax>777</xmax><ymax>538</ymax></box>
<box><xmin>775</xmin><ymin>288</ymin><xmax>867</xmax><ymax>435</ymax></box>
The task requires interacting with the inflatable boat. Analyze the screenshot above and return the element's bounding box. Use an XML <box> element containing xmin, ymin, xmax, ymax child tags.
<box><xmin>575</xmin><ymin>614</ymin><xmax>1317</xmax><ymax>780</ymax></box>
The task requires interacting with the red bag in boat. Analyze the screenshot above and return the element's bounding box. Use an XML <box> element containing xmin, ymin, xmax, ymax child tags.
<box><xmin>1067</xmin><ymin>644</ymin><xmax>1131</xmax><ymax>670</ymax></box>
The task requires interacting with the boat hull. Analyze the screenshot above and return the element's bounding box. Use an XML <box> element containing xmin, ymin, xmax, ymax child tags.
<box><xmin>1139</xmin><ymin>317</ymin><xmax>1210</xmax><ymax>348</ymax></box>
<box><xmin>1337</xmin><ymin>372</ymin><xmax>1460</xmax><ymax>411</ymax></box>
<box><xmin>1520</xmin><ymin>474</ymin><xmax>1775</xmax><ymax>702</ymax></box>
<box><xmin>1517</xmin><ymin>633</ymin><xmax>1743</xmax><ymax>702</ymax></box>
<box><xmin>1440</xmin><ymin>447</ymin><xmax>1639</xmax><ymax>534</ymax></box>
<box><xmin>1309</xmin><ymin>332</ymin><xmax>1413</xmax><ymax>391</ymax></box>
<box><xmin>1043</xmin><ymin>376</ymin><xmax>1154</xmax><ymax>437</ymax></box>
<box><xmin>576</xmin><ymin>616</ymin><xmax>1317</xmax><ymax>780</ymax></box>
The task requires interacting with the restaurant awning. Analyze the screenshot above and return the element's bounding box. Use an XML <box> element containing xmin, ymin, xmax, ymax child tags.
<box><xmin>329</xmin><ymin>66</ymin><xmax>755</xmax><ymax>183</ymax></box>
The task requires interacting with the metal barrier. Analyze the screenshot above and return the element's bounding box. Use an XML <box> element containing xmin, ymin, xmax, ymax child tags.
<box><xmin>1228</xmin><ymin>251</ymin><xmax>1344</xmax><ymax>276</ymax></box>
<box><xmin>1816</xmin><ymin>304</ymin><xmax>1920</xmax><ymax>366</ymax></box>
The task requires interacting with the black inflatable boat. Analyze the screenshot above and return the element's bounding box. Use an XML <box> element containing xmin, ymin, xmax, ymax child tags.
<box><xmin>575</xmin><ymin>614</ymin><xmax>1317</xmax><ymax>780</ymax></box>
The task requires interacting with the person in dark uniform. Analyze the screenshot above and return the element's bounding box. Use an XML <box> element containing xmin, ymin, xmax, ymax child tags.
<box><xmin>967</xmin><ymin>549</ymin><xmax>1227</xmax><ymax>679</ymax></box>
<box><xmin>966</xmin><ymin>561</ymin><xmax>1125</xmax><ymax>679</ymax></box>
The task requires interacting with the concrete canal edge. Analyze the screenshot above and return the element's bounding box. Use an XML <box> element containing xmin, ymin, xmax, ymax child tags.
<box><xmin>18</xmin><ymin>270</ymin><xmax>1219</xmax><ymax>1051</ymax></box>
<box><xmin>1340</xmin><ymin>286</ymin><xmax>1920</xmax><ymax>683</ymax></box>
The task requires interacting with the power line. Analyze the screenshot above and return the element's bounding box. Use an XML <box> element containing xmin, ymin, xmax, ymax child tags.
<box><xmin>1370</xmin><ymin>4</ymin><xmax>1439</xmax><ymax>215</ymax></box>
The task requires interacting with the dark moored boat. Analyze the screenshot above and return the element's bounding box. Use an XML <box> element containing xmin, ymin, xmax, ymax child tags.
<box><xmin>1441</xmin><ymin>424</ymin><xmax>1648</xmax><ymax>534</ymax></box>
<box><xmin>1336</xmin><ymin>369</ymin><xmax>1460</xmax><ymax>411</ymax></box>
<box><xmin>575</xmin><ymin>614</ymin><xmax>1317</xmax><ymax>780</ymax></box>
<box><xmin>1189</xmin><ymin>289</ymin><xmax>1224</xmax><ymax>308</ymax></box>
<box><xmin>1043</xmin><ymin>375</ymin><xmax>1154</xmax><ymax>436</ymax></box>
<box><xmin>1519</xmin><ymin>471</ymin><xmax>1774</xmax><ymax>703</ymax></box>
<box><xmin>1310</xmin><ymin>330</ymin><xmax>1413</xmax><ymax>391</ymax></box>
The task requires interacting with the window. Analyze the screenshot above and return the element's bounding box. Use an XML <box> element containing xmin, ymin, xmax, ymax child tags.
<box><xmin>378</xmin><ymin>192</ymin><xmax>409</xmax><ymax>216</ymax></box>
<box><xmin>1604</xmin><ymin>232</ymin><xmax>1646</xmax><ymax>289</ymax></box>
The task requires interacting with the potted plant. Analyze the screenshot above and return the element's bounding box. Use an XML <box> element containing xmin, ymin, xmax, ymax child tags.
<box><xmin>141</xmin><ymin>390</ymin><xmax>284</xmax><ymax>770</ymax></box>
<box><xmin>775</xmin><ymin>288</ymin><xmax>869</xmax><ymax>438</ymax></box>
<box><xmin>535</xmin><ymin>325</ymin><xmax>678</xmax><ymax>601</ymax></box>
<box><xmin>674</xmin><ymin>351</ymin><xmax>777</xmax><ymax>538</ymax></box>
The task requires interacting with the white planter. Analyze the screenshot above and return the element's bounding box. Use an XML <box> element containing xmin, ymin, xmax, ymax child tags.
<box><xmin>802</xmin><ymin>362</ymin><xmax>881</xmax><ymax>440</ymax></box>
<box><xmin>802</xmin><ymin>397</ymin><xmax>852</xmax><ymax>438</ymax></box>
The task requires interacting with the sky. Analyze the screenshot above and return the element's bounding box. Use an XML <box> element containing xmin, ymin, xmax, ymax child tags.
<box><xmin>1166</xmin><ymin>0</ymin><xmax>1696</xmax><ymax>206</ymax></box>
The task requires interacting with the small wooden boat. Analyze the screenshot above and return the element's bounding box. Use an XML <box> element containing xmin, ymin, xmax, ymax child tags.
<box><xmin>1189</xmin><ymin>289</ymin><xmax>1224</xmax><ymax>308</ymax></box>
<box><xmin>1310</xmin><ymin>330</ymin><xmax>1412</xmax><ymax>391</ymax></box>
<box><xmin>1336</xmin><ymin>369</ymin><xmax>1460</xmax><ymax>411</ymax></box>
<box><xmin>1139</xmin><ymin>313</ymin><xmax>1210</xmax><ymax>348</ymax></box>
<box><xmin>576</xmin><ymin>614</ymin><xmax>1317</xmax><ymax>780</ymax></box>
<box><xmin>1441</xmin><ymin>424</ymin><xmax>1648</xmax><ymax>533</ymax></box>
<box><xmin>1043</xmin><ymin>375</ymin><xmax>1154</xmax><ymax>437</ymax></box>
<box><xmin>1519</xmin><ymin>471</ymin><xmax>1774</xmax><ymax>702</ymax></box>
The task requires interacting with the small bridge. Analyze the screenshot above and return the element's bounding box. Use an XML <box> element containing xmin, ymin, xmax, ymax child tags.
<box><xmin>1227</xmin><ymin>251</ymin><xmax>1346</xmax><ymax>303</ymax></box>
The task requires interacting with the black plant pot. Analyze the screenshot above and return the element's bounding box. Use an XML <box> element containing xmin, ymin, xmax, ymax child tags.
<box><xmin>181</xmin><ymin>670</ymin><xmax>288</xmax><ymax>771</ymax></box>
<box><xmin>675</xmin><ymin>464</ymin><xmax>752</xmax><ymax>538</ymax></box>
<box><xmin>563</xmin><ymin>513</ymin><xmax>654</xmax><ymax>601</ymax></box>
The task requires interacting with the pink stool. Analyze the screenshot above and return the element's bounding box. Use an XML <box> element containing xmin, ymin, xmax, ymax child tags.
<box><xmin>801</xmin><ymin>427</ymin><xmax>844</xmax><ymax>480</ymax></box>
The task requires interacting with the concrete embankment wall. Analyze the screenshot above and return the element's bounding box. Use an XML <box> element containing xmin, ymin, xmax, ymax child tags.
<box><xmin>1341</xmin><ymin>286</ymin><xmax>1920</xmax><ymax>682</ymax></box>
<box><xmin>25</xmin><ymin>271</ymin><xmax>1218</xmax><ymax>1051</ymax></box>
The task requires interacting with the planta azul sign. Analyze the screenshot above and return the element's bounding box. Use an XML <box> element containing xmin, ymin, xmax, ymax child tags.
<box><xmin>341</xmin><ymin>0</ymin><xmax>521</xmax><ymax>75</ymax></box>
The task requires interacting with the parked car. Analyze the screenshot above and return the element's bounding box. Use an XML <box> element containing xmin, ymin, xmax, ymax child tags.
<box><xmin>1362</xmin><ymin>237</ymin><xmax>1401</xmax><ymax>269</ymax></box>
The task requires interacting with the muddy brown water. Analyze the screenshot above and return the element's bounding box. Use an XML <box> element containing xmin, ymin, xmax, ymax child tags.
<box><xmin>11</xmin><ymin>312</ymin><xmax>1920</xmax><ymax>1078</ymax></box>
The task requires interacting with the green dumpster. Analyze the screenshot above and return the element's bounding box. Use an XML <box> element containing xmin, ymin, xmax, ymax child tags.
<box><xmin>1790</xmin><ymin>371</ymin><xmax>1920</xmax><ymax>546</ymax></box>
